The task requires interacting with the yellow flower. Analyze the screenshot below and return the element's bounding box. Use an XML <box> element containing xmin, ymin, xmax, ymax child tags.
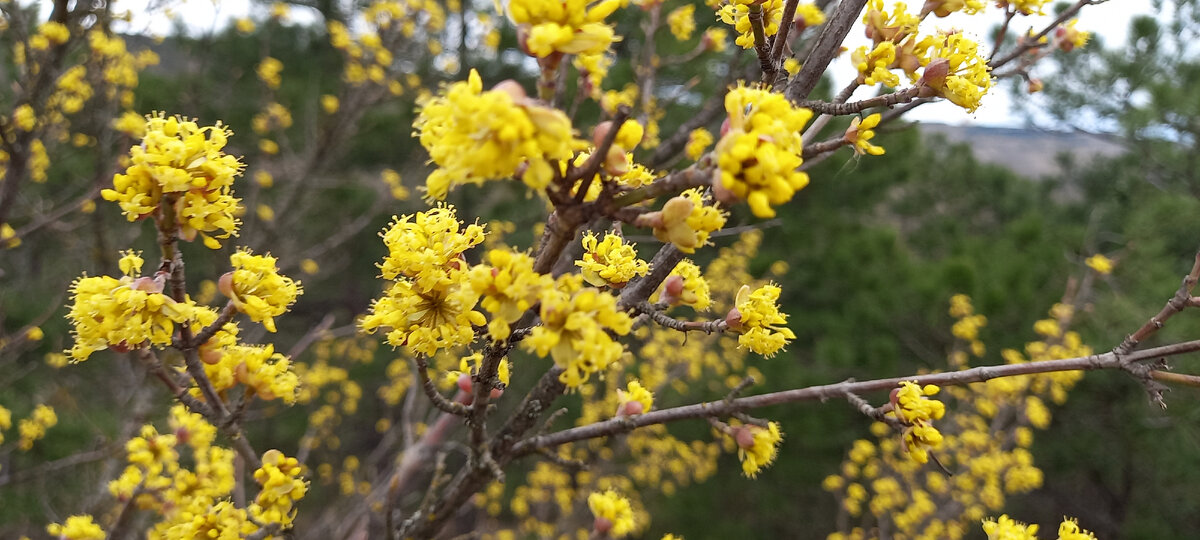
<box><xmin>523</xmin><ymin>275</ymin><xmax>633</xmax><ymax>388</ymax></box>
<box><xmin>66</xmin><ymin>251</ymin><xmax>195</xmax><ymax>362</ymax></box>
<box><xmin>101</xmin><ymin>113</ymin><xmax>244</xmax><ymax>249</ymax></box>
<box><xmin>236</xmin><ymin>17</ymin><xmax>256</xmax><ymax>34</ymax></box>
<box><xmin>845</xmin><ymin>113</ymin><xmax>885</xmax><ymax>156</ymax></box>
<box><xmin>1057</xmin><ymin>517</ymin><xmax>1097</xmax><ymax>540</ymax></box>
<box><xmin>734</xmin><ymin>421</ymin><xmax>783</xmax><ymax>477</ymax></box>
<box><xmin>46</xmin><ymin>515</ymin><xmax>105</xmax><ymax>540</ymax></box>
<box><xmin>475</xmin><ymin>249</ymin><xmax>551</xmax><ymax>341</ymax></box>
<box><xmin>587</xmin><ymin>490</ymin><xmax>636</xmax><ymax>537</ymax></box>
<box><xmin>377</xmin><ymin>204</ymin><xmax>485</xmax><ymax>292</ymax></box>
<box><xmin>251</xmin><ymin>449</ymin><xmax>308</xmax><ymax>527</ymax></box>
<box><xmin>654</xmin><ymin>259</ymin><xmax>712</xmax><ymax>311</ymax></box>
<box><xmin>1085</xmin><ymin>254</ymin><xmax>1113</xmax><ymax>275</ymax></box>
<box><xmin>257</xmin><ymin>57</ymin><xmax>283</xmax><ymax>89</ymax></box>
<box><xmin>576</xmin><ymin>232</ymin><xmax>649</xmax><ymax>288</ymax></box>
<box><xmin>416</xmin><ymin>70</ymin><xmax>577</xmax><ymax>199</ymax></box>
<box><xmin>715</xmin><ymin>84</ymin><xmax>812</xmax><ymax>218</ymax></box>
<box><xmin>728</xmin><ymin>284</ymin><xmax>796</xmax><ymax>357</ymax></box>
<box><xmin>893</xmin><ymin>382</ymin><xmax>945</xmax><ymax>463</ymax></box>
<box><xmin>220</xmin><ymin>248</ymin><xmax>302</xmax><ymax>333</ymax></box>
<box><xmin>205</xmin><ymin>343</ymin><xmax>300</xmax><ymax>404</ymax></box>
<box><xmin>13</xmin><ymin>104</ymin><xmax>36</xmax><ymax>131</ymax></box>
<box><xmin>981</xmin><ymin>515</ymin><xmax>1039</xmax><ymax>540</ymax></box>
<box><xmin>997</xmin><ymin>0</ymin><xmax>1049</xmax><ymax>14</ymax></box>
<box><xmin>667</xmin><ymin>5</ymin><xmax>696</xmax><ymax>41</ymax></box>
<box><xmin>617</xmin><ymin>379</ymin><xmax>653</xmax><ymax>415</ymax></box>
<box><xmin>685</xmin><ymin>128</ymin><xmax>713</xmax><ymax>160</ymax></box>
<box><xmin>18</xmin><ymin>404</ymin><xmax>57</xmax><ymax>450</ymax></box>
<box><xmin>509</xmin><ymin>0</ymin><xmax>624</xmax><ymax>57</ymax></box>
<box><xmin>361</xmin><ymin>277</ymin><xmax>485</xmax><ymax>356</ymax></box>
<box><xmin>1</xmin><ymin>222</ymin><xmax>19</xmax><ymax>249</ymax></box>
<box><xmin>718</xmin><ymin>0</ymin><xmax>786</xmax><ymax>49</ymax></box>
<box><xmin>921</xmin><ymin>0</ymin><xmax>984</xmax><ymax>17</ymax></box>
<box><xmin>920</xmin><ymin>32</ymin><xmax>993</xmax><ymax>113</ymax></box>
<box><xmin>795</xmin><ymin>3</ymin><xmax>825</xmax><ymax>27</ymax></box>
<box><xmin>320</xmin><ymin>94</ymin><xmax>340</xmax><ymax>114</ymax></box>
<box><xmin>853</xmin><ymin>42</ymin><xmax>900</xmax><ymax>87</ymax></box>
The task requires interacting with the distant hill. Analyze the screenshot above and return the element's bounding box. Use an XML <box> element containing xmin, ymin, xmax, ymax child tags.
<box><xmin>916</xmin><ymin>123</ymin><xmax>1127</xmax><ymax>179</ymax></box>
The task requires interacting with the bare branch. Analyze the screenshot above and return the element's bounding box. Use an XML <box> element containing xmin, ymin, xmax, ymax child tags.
<box><xmin>511</xmin><ymin>339</ymin><xmax>1200</xmax><ymax>455</ymax></box>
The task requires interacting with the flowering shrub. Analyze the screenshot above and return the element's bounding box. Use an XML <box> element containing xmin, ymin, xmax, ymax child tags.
<box><xmin>5</xmin><ymin>0</ymin><xmax>1189</xmax><ymax>539</ymax></box>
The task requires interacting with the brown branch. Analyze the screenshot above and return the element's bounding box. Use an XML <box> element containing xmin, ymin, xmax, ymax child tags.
<box><xmin>511</xmin><ymin>339</ymin><xmax>1200</xmax><ymax>455</ymax></box>
<box><xmin>635</xmin><ymin>302</ymin><xmax>727</xmax><ymax>334</ymax></box>
<box><xmin>803</xmin><ymin>137</ymin><xmax>849</xmax><ymax>158</ymax></box>
<box><xmin>612</xmin><ymin>164</ymin><xmax>713</xmax><ymax>207</ymax></box>
<box><xmin>769</xmin><ymin>0</ymin><xmax>802</xmax><ymax>78</ymax></box>
<box><xmin>748</xmin><ymin>4</ymin><xmax>776</xmax><ymax>82</ymax></box>
<box><xmin>786</xmin><ymin>0</ymin><xmax>869</xmax><ymax>102</ymax></box>
<box><xmin>799</xmin><ymin>87</ymin><xmax>924</xmax><ymax>116</ymax></box>
<box><xmin>414</xmin><ymin>355</ymin><xmax>470</xmax><ymax>417</ymax></box>
<box><xmin>572</xmin><ymin>107</ymin><xmax>631</xmax><ymax>203</ymax></box>
<box><xmin>1113</xmin><ymin>251</ymin><xmax>1200</xmax><ymax>355</ymax></box>
<box><xmin>1150</xmin><ymin>370</ymin><xmax>1200</xmax><ymax>389</ymax></box>
<box><xmin>187</xmin><ymin>301</ymin><xmax>238</xmax><ymax>348</ymax></box>
<box><xmin>990</xmin><ymin>0</ymin><xmax>1094</xmax><ymax>69</ymax></box>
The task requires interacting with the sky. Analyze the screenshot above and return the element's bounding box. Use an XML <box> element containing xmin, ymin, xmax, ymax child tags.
<box><xmin>107</xmin><ymin>0</ymin><xmax>1155</xmax><ymax>126</ymax></box>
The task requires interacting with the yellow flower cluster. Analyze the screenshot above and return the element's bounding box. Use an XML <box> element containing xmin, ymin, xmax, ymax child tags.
<box><xmin>416</xmin><ymin>70</ymin><xmax>577</xmax><ymax>199</ymax></box>
<box><xmin>46</xmin><ymin>515</ymin><xmax>105</xmax><ymax>540</ymax></box>
<box><xmin>475</xmin><ymin>249</ymin><xmax>551</xmax><ymax>341</ymax></box>
<box><xmin>66</xmin><ymin>251</ymin><xmax>193</xmax><ymax>362</ymax></box>
<box><xmin>1085</xmin><ymin>253</ymin><xmax>1113</xmax><ymax>275</ymax></box>
<box><xmin>18</xmin><ymin>404</ymin><xmax>57</xmax><ymax>450</ymax></box>
<box><xmin>257</xmin><ymin>57</ymin><xmax>283</xmax><ymax>89</ymax></box>
<box><xmin>668</xmin><ymin>5</ymin><xmax>696</xmax><ymax>41</ymax></box>
<box><xmin>997</xmin><ymin>0</ymin><xmax>1050</xmax><ymax>15</ymax></box>
<box><xmin>587</xmin><ymin>490</ymin><xmax>637</xmax><ymax>537</ymax></box>
<box><xmin>361</xmin><ymin>205</ymin><xmax>488</xmax><ymax>355</ymax></box>
<box><xmin>102</xmin><ymin>113</ymin><xmax>244</xmax><ymax>249</ymax></box>
<box><xmin>654</xmin><ymin>259</ymin><xmax>712</xmax><ymax>311</ymax></box>
<box><xmin>201</xmin><ymin>343</ymin><xmax>300</xmax><ymax>405</ymax></box>
<box><xmin>982</xmin><ymin>515</ymin><xmax>1096</xmax><ymax>540</ymax></box>
<box><xmin>921</xmin><ymin>0</ymin><xmax>984</xmax><ymax>17</ymax></box>
<box><xmin>982</xmin><ymin>515</ymin><xmax>1040</xmax><ymax>539</ymax></box>
<box><xmin>853</xmin><ymin>41</ymin><xmax>900</xmax><ymax>86</ymax></box>
<box><xmin>893</xmin><ymin>382</ymin><xmax>946</xmax><ymax>464</ymax></box>
<box><xmin>733</xmin><ymin>421</ymin><xmax>783</xmax><ymax>477</ymax></box>
<box><xmin>795</xmin><ymin>3</ymin><xmax>826</xmax><ymax>27</ymax></box>
<box><xmin>845</xmin><ymin>113</ymin><xmax>885</xmax><ymax>155</ymax></box>
<box><xmin>715</xmin><ymin>84</ymin><xmax>812</xmax><ymax>218</ymax></box>
<box><xmin>220</xmin><ymin>248</ymin><xmax>302</xmax><ymax>333</ymax></box>
<box><xmin>576</xmin><ymin>232</ymin><xmax>650</xmax><ymax>288</ymax></box>
<box><xmin>728</xmin><ymin>283</ymin><xmax>795</xmax><ymax>357</ymax></box>
<box><xmin>664</xmin><ymin>188</ymin><xmax>729</xmax><ymax>254</ymax></box>
<box><xmin>685</xmin><ymin>127</ymin><xmax>713</xmax><ymax>160</ymax></box>
<box><xmin>616</xmin><ymin>379</ymin><xmax>653</xmax><ymax>415</ymax></box>
<box><xmin>826</xmin><ymin>296</ymin><xmax>1091</xmax><ymax>539</ymax></box>
<box><xmin>251</xmin><ymin>449</ymin><xmax>309</xmax><ymax>527</ymax></box>
<box><xmin>523</xmin><ymin>274</ymin><xmax>633</xmax><ymax>387</ymax></box>
<box><xmin>949</xmin><ymin>294</ymin><xmax>988</xmax><ymax>358</ymax></box>
<box><xmin>508</xmin><ymin>0</ymin><xmax>624</xmax><ymax>57</ymax></box>
<box><xmin>718</xmin><ymin>0</ymin><xmax>786</xmax><ymax>49</ymax></box>
<box><xmin>920</xmin><ymin>32</ymin><xmax>994</xmax><ymax>112</ymax></box>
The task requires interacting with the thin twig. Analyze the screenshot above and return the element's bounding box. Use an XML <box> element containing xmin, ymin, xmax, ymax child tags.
<box><xmin>511</xmin><ymin>339</ymin><xmax>1200</xmax><ymax>455</ymax></box>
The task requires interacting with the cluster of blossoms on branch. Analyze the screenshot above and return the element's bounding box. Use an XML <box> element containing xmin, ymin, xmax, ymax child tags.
<box><xmin>15</xmin><ymin>0</ymin><xmax>1115</xmax><ymax>536</ymax></box>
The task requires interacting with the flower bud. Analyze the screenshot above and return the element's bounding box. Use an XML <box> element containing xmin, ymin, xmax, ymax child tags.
<box><xmin>594</xmin><ymin>516</ymin><xmax>614</xmax><ymax>535</ymax></box>
<box><xmin>725</xmin><ymin>306</ymin><xmax>743</xmax><ymax>329</ymax></box>
<box><xmin>218</xmin><ymin>271</ymin><xmax>235</xmax><ymax>299</ymax></box>
<box><xmin>1027</xmin><ymin>78</ymin><xmax>1043</xmax><ymax>93</ymax></box>
<box><xmin>919</xmin><ymin>58</ymin><xmax>950</xmax><ymax>90</ymax></box>
<box><xmin>492</xmin><ymin>79</ymin><xmax>527</xmax><ymax>102</ymax></box>
<box><xmin>734</xmin><ymin>426</ymin><xmax>756</xmax><ymax>449</ymax></box>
